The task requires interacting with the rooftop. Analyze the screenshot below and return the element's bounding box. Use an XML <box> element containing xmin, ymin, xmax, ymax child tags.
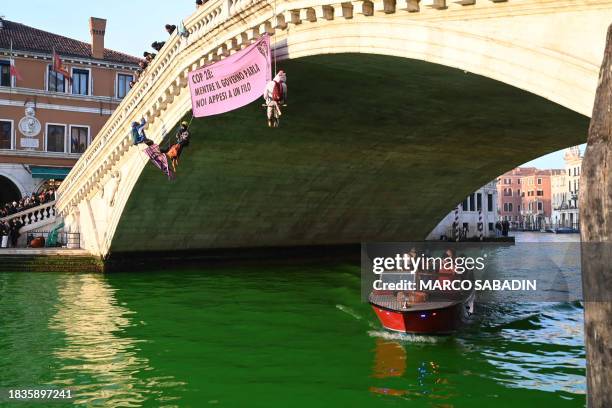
<box><xmin>0</xmin><ymin>19</ymin><xmax>141</xmax><ymax>65</ymax></box>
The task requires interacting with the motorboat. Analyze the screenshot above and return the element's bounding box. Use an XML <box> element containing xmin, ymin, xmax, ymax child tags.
<box><xmin>369</xmin><ymin>273</ymin><xmax>475</xmax><ymax>334</ymax></box>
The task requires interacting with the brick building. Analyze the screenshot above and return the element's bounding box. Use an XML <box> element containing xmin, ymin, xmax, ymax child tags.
<box><xmin>0</xmin><ymin>17</ymin><xmax>139</xmax><ymax>204</ymax></box>
<box><xmin>496</xmin><ymin>167</ymin><xmax>535</xmax><ymax>227</ymax></box>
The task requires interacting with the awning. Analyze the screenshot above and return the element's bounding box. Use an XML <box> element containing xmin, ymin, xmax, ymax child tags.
<box><xmin>30</xmin><ymin>166</ymin><xmax>72</xmax><ymax>180</ymax></box>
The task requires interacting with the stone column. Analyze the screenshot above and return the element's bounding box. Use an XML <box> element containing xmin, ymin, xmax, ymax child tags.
<box><xmin>580</xmin><ymin>23</ymin><xmax>612</xmax><ymax>408</ymax></box>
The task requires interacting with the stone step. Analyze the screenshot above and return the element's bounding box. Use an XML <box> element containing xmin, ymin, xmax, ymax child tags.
<box><xmin>0</xmin><ymin>255</ymin><xmax>103</xmax><ymax>273</ymax></box>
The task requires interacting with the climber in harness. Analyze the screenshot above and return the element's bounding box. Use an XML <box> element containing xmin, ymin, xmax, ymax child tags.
<box><xmin>161</xmin><ymin>121</ymin><xmax>191</xmax><ymax>172</ymax></box>
<box><xmin>131</xmin><ymin>118</ymin><xmax>153</xmax><ymax>146</ymax></box>
<box><xmin>263</xmin><ymin>70</ymin><xmax>287</xmax><ymax>128</ymax></box>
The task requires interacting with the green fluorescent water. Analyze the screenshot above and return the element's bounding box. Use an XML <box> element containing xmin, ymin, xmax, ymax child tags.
<box><xmin>0</xmin><ymin>235</ymin><xmax>585</xmax><ymax>407</ymax></box>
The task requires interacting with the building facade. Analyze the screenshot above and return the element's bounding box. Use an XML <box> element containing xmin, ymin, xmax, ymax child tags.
<box><xmin>519</xmin><ymin>169</ymin><xmax>556</xmax><ymax>229</ymax></box>
<box><xmin>0</xmin><ymin>17</ymin><xmax>139</xmax><ymax>204</ymax></box>
<box><xmin>427</xmin><ymin>181</ymin><xmax>499</xmax><ymax>240</ymax></box>
<box><xmin>551</xmin><ymin>146</ymin><xmax>582</xmax><ymax>228</ymax></box>
<box><xmin>496</xmin><ymin>167</ymin><xmax>535</xmax><ymax>227</ymax></box>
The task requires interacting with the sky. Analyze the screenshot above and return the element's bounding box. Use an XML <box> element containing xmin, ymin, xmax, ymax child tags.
<box><xmin>521</xmin><ymin>143</ymin><xmax>585</xmax><ymax>169</ymax></box>
<box><xmin>1</xmin><ymin>0</ymin><xmax>195</xmax><ymax>58</ymax></box>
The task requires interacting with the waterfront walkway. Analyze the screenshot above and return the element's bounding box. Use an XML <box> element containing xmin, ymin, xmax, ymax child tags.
<box><xmin>0</xmin><ymin>248</ymin><xmax>101</xmax><ymax>273</ymax></box>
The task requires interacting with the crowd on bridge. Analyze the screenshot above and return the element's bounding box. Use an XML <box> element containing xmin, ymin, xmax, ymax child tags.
<box><xmin>0</xmin><ymin>189</ymin><xmax>55</xmax><ymax>248</ymax></box>
<box><xmin>0</xmin><ymin>189</ymin><xmax>55</xmax><ymax>219</ymax></box>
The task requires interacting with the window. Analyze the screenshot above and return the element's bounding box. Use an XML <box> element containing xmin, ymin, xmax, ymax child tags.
<box><xmin>508</xmin><ymin>203</ymin><xmax>513</xmax><ymax>212</ymax></box>
<box><xmin>504</xmin><ymin>188</ymin><xmax>512</xmax><ymax>196</ymax></box>
<box><xmin>503</xmin><ymin>203</ymin><xmax>513</xmax><ymax>212</ymax></box>
<box><xmin>48</xmin><ymin>66</ymin><xmax>66</xmax><ymax>92</ymax></box>
<box><xmin>0</xmin><ymin>61</ymin><xmax>10</xmax><ymax>87</ymax></box>
<box><xmin>0</xmin><ymin>120</ymin><xmax>12</xmax><ymax>149</ymax></box>
<box><xmin>72</xmin><ymin>69</ymin><xmax>90</xmax><ymax>95</ymax></box>
<box><xmin>488</xmin><ymin>222</ymin><xmax>494</xmax><ymax>232</ymax></box>
<box><xmin>517</xmin><ymin>179</ymin><xmax>521</xmax><ymax>184</ymax></box>
<box><xmin>487</xmin><ymin>193</ymin><xmax>493</xmax><ymax>212</ymax></box>
<box><xmin>70</xmin><ymin>126</ymin><xmax>89</xmax><ymax>153</ymax></box>
<box><xmin>476</xmin><ymin>193</ymin><xmax>482</xmax><ymax>211</ymax></box>
<box><xmin>537</xmin><ymin>190</ymin><xmax>544</xmax><ymax>196</ymax></box>
<box><xmin>517</xmin><ymin>205</ymin><xmax>520</xmax><ymax>212</ymax></box>
<box><xmin>46</xmin><ymin>124</ymin><xmax>66</xmax><ymax>152</ymax></box>
<box><xmin>537</xmin><ymin>202</ymin><xmax>543</xmax><ymax>211</ymax></box>
<box><xmin>116</xmin><ymin>73</ymin><xmax>133</xmax><ymax>98</ymax></box>
<box><xmin>537</xmin><ymin>178</ymin><xmax>542</xmax><ymax>185</ymax></box>
<box><xmin>462</xmin><ymin>198</ymin><xmax>468</xmax><ymax>211</ymax></box>
<box><xmin>469</xmin><ymin>194</ymin><xmax>475</xmax><ymax>212</ymax></box>
<box><xmin>568</xmin><ymin>169</ymin><xmax>571</xmax><ymax>176</ymax></box>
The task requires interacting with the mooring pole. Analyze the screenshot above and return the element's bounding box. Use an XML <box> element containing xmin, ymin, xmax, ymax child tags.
<box><xmin>580</xmin><ymin>23</ymin><xmax>612</xmax><ymax>408</ymax></box>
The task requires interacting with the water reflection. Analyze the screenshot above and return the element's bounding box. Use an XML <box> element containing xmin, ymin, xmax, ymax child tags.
<box><xmin>369</xmin><ymin>338</ymin><xmax>451</xmax><ymax>403</ymax></box>
<box><xmin>48</xmin><ymin>274</ymin><xmax>183</xmax><ymax>406</ymax></box>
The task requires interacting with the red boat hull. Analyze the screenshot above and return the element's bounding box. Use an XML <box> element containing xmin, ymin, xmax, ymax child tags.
<box><xmin>370</xmin><ymin>294</ymin><xmax>474</xmax><ymax>334</ymax></box>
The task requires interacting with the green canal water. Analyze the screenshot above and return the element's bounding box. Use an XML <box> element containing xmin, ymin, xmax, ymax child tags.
<box><xmin>0</xmin><ymin>233</ymin><xmax>585</xmax><ymax>407</ymax></box>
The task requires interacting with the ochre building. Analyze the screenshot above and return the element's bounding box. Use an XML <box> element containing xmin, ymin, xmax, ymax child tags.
<box><xmin>0</xmin><ymin>16</ymin><xmax>139</xmax><ymax>204</ymax></box>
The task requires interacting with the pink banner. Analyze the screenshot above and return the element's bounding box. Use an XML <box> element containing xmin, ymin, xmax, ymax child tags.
<box><xmin>188</xmin><ymin>35</ymin><xmax>271</xmax><ymax>117</ymax></box>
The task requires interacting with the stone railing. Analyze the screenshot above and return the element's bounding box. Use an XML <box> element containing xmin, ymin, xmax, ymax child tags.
<box><xmin>0</xmin><ymin>201</ymin><xmax>57</xmax><ymax>233</ymax></box>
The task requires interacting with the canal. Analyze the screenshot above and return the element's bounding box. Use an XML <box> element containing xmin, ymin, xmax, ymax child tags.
<box><xmin>0</xmin><ymin>232</ymin><xmax>584</xmax><ymax>407</ymax></box>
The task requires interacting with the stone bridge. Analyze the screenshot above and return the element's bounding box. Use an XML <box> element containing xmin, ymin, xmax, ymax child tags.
<box><xmin>55</xmin><ymin>0</ymin><xmax>612</xmax><ymax>260</ymax></box>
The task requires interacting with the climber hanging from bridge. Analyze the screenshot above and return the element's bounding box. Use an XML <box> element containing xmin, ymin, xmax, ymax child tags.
<box><xmin>161</xmin><ymin>120</ymin><xmax>191</xmax><ymax>172</ymax></box>
<box><xmin>131</xmin><ymin>118</ymin><xmax>153</xmax><ymax>146</ymax></box>
<box><xmin>143</xmin><ymin>143</ymin><xmax>175</xmax><ymax>181</ymax></box>
<box><xmin>263</xmin><ymin>70</ymin><xmax>287</xmax><ymax>128</ymax></box>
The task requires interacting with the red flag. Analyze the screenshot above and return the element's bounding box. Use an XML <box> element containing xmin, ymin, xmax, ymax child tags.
<box><xmin>9</xmin><ymin>60</ymin><xmax>22</xmax><ymax>81</ymax></box>
<box><xmin>52</xmin><ymin>49</ymin><xmax>71</xmax><ymax>80</ymax></box>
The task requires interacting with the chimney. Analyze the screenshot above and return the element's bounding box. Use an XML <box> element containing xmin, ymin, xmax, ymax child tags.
<box><xmin>89</xmin><ymin>17</ymin><xmax>106</xmax><ymax>59</ymax></box>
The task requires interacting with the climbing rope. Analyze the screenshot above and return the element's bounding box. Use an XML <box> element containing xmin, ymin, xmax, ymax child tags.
<box><xmin>273</xmin><ymin>0</ymin><xmax>277</xmax><ymax>74</ymax></box>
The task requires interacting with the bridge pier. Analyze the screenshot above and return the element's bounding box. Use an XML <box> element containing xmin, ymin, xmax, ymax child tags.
<box><xmin>581</xmin><ymin>23</ymin><xmax>612</xmax><ymax>408</ymax></box>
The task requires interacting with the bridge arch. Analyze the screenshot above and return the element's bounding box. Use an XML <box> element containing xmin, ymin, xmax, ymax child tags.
<box><xmin>269</xmin><ymin>12</ymin><xmax>605</xmax><ymax>118</ymax></box>
<box><xmin>55</xmin><ymin>0</ymin><xmax>612</xmax><ymax>258</ymax></box>
<box><xmin>0</xmin><ymin>174</ymin><xmax>24</xmax><ymax>205</ymax></box>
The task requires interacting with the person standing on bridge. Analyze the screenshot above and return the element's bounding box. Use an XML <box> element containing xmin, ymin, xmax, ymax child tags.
<box><xmin>263</xmin><ymin>70</ymin><xmax>287</xmax><ymax>128</ymax></box>
<box><xmin>165</xmin><ymin>24</ymin><xmax>176</xmax><ymax>35</ymax></box>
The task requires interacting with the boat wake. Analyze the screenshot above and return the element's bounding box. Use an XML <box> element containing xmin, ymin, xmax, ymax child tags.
<box><xmin>335</xmin><ymin>304</ymin><xmax>362</xmax><ymax>320</ymax></box>
<box><xmin>367</xmin><ymin>330</ymin><xmax>441</xmax><ymax>344</ymax></box>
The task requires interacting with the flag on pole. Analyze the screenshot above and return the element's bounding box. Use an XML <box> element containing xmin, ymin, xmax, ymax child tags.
<box><xmin>9</xmin><ymin>40</ymin><xmax>22</xmax><ymax>82</ymax></box>
<box><xmin>9</xmin><ymin>61</ymin><xmax>23</xmax><ymax>82</ymax></box>
<box><xmin>52</xmin><ymin>48</ymin><xmax>71</xmax><ymax>80</ymax></box>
